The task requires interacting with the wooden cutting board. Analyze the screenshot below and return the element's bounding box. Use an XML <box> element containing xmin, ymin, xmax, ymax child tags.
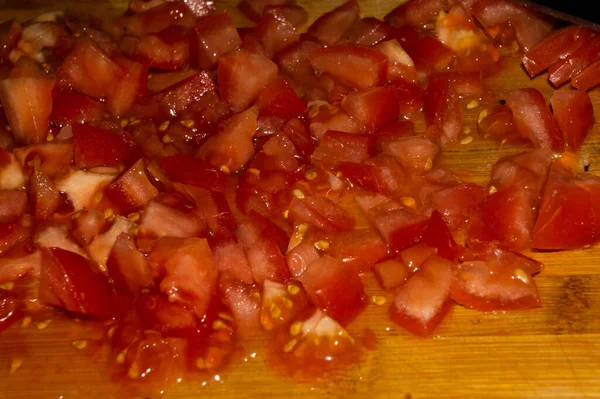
<box><xmin>1</xmin><ymin>1</ymin><xmax>600</xmax><ymax>398</ymax></box>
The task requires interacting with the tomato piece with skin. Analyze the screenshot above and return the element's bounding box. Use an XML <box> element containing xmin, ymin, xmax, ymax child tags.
<box><xmin>548</xmin><ymin>35</ymin><xmax>600</xmax><ymax>88</ymax></box>
<box><xmin>0</xmin><ymin>222</ymin><xmax>31</xmax><ymax>256</ymax></box>
<box><xmin>504</xmin><ymin>88</ymin><xmax>564</xmax><ymax>151</ymax></box>
<box><xmin>312</xmin><ymin>130</ymin><xmax>374</xmax><ymax>166</ymax></box>
<box><xmin>0</xmin><ymin>77</ymin><xmax>55</xmax><ymax>144</ymax></box>
<box><xmin>114</xmin><ymin>1</ymin><xmax>196</xmax><ymax>38</ymax></box>
<box><xmin>385</xmin><ymin>0</ymin><xmax>452</xmax><ymax>28</ymax></box>
<box><xmin>406</xmin><ymin>35</ymin><xmax>455</xmax><ymax>76</ymax></box>
<box><xmin>308</xmin><ymin>102</ymin><xmax>364</xmax><ymax>140</ymax></box>
<box><xmin>550</xmin><ymin>90</ymin><xmax>594</xmax><ymax>152</ymax></box>
<box><xmin>301</xmin><ymin>255</ymin><xmax>366</xmax><ymax>326</ymax></box>
<box><xmin>326</xmin><ymin>228</ymin><xmax>389</xmax><ymax>273</ymax></box>
<box><xmin>210</xmin><ymin>236</ymin><xmax>253</xmax><ymax>284</ymax></box>
<box><xmin>255</xmin><ymin>7</ymin><xmax>300</xmax><ymax>58</ymax></box>
<box><xmin>522</xmin><ymin>25</ymin><xmax>593</xmax><ymax>77</ymax></box>
<box><xmin>286</xmin><ymin>240</ymin><xmax>321</xmax><ymax>277</ymax></box>
<box><xmin>0</xmin><ymin>19</ymin><xmax>22</xmax><ymax>62</ymax></box>
<box><xmin>72</xmin><ymin>209</ymin><xmax>106</xmax><ymax>246</ymax></box>
<box><xmin>374</xmin><ymin>258</ymin><xmax>410</xmax><ymax>289</ymax></box>
<box><xmin>374</xmin><ymin>40</ymin><xmax>417</xmax><ymax>83</ymax></box>
<box><xmin>160</xmin><ymin>154</ymin><xmax>225</xmax><ymax>192</ymax></box>
<box><xmin>72</xmin><ymin>124</ymin><xmax>136</xmax><ymax>168</ymax></box>
<box><xmin>0</xmin><ymin>191</ymin><xmax>27</xmax><ymax>223</ymax></box>
<box><xmin>104</xmin><ymin>159</ymin><xmax>159</xmax><ymax>214</ymax></box>
<box><xmin>381</xmin><ymin>136</ymin><xmax>440</xmax><ymax>175</ymax></box>
<box><xmin>399</xmin><ymin>242</ymin><xmax>437</xmax><ymax>273</ymax></box>
<box><xmin>127</xmin><ymin>26</ymin><xmax>190</xmax><ymax>71</ymax></box>
<box><xmin>276</xmin><ymin>40</ymin><xmax>321</xmax><ymax>93</ymax></box>
<box><xmin>49</xmin><ymin>90</ymin><xmax>105</xmax><ymax>127</ymax></box>
<box><xmin>429</xmin><ymin>183</ymin><xmax>487</xmax><ymax>234</ymax></box>
<box><xmin>40</xmin><ymin>247</ymin><xmax>117</xmax><ymax>319</ymax></box>
<box><xmin>338</xmin><ymin>17</ymin><xmax>390</xmax><ymax>47</ymax></box>
<box><xmin>477</xmin><ymin>104</ymin><xmax>522</xmax><ymax>144</ymax></box>
<box><xmin>424</xmin><ymin>75</ymin><xmax>462</xmax><ymax>146</ymax></box>
<box><xmin>306</xmin><ymin>0</ymin><xmax>360</xmax><ymax>46</ymax></box>
<box><xmin>309</xmin><ymin>45</ymin><xmax>388</xmax><ymax>90</ymax></box>
<box><xmin>30</xmin><ymin>163</ymin><xmax>60</xmax><ymax>221</ymax></box>
<box><xmin>238</xmin><ymin>0</ymin><xmax>290</xmax><ymax>21</ymax></box>
<box><xmin>288</xmin><ymin>196</ymin><xmax>355</xmax><ymax>232</ymax></box>
<box><xmin>218</xmin><ymin>50</ymin><xmax>278</xmax><ymax>112</ymax></box>
<box><xmin>263</xmin><ymin>5</ymin><xmax>308</xmax><ymax>28</ymax></box>
<box><xmin>389</xmin><ymin>78</ymin><xmax>425</xmax><ymax>119</ymax></box>
<box><xmin>190</xmin><ymin>12</ymin><xmax>241</xmax><ymax>70</ymax></box>
<box><xmin>256</xmin><ymin>76</ymin><xmax>307</xmax><ymax>120</ymax></box>
<box><xmin>533</xmin><ymin>159</ymin><xmax>600</xmax><ymax>250</ymax></box>
<box><xmin>139</xmin><ymin>200</ymin><xmax>205</xmax><ymax>239</ymax></box>
<box><xmin>422</xmin><ymin>210</ymin><xmax>464</xmax><ymax>262</ymax></box>
<box><xmin>572</xmin><ymin>59</ymin><xmax>600</xmax><ymax>92</ymax></box>
<box><xmin>158</xmin><ymin>71</ymin><xmax>215</xmax><ymax>119</ymax></box>
<box><xmin>391</xmin><ymin>255</ymin><xmax>453</xmax><ymax>337</ymax></box>
<box><xmin>107</xmin><ymin>233</ymin><xmax>154</xmax><ymax>294</ymax></box>
<box><xmin>341</xmin><ymin>86</ymin><xmax>401</xmax><ymax>132</ymax></box>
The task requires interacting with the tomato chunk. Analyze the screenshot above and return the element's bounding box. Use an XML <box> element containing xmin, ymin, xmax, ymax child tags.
<box><xmin>50</xmin><ymin>90</ymin><xmax>105</xmax><ymax>127</ymax></box>
<box><xmin>288</xmin><ymin>196</ymin><xmax>355</xmax><ymax>232</ymax></box>
<box><xmin>255</xmin><ymin>7</ymin><xmax>300</xmax><ymax>58</ymax></box>
<box><xmin>306</xmin><ymin>0</ymin><xmax>360</xmax><ymax>46</ymax></box>
<box><xmin>312</xmin><ymin>130</ymin><xmax>374</xmax><ymax>165</ymax></box>
<box><xmin>160</xmin><ymin>153</ymin><xmax>225</xmax><ymax>192</ymax></box>
<box><xmin>548</xmin><ymin>35</ymin><xmax>600</xmax><ymax>88</ymax></box>
<box><xmin>256</xmin><ymin>76</ymin><xmax>307</xmax><ymax>120</ymax></box>
<box><xmin>104</xmin><ymin>159</ymin><xmax>159</xmax><ymax>213</ymax></box>
<box><xmin>191</xmin><ymin>12</ymin><xmax>241</xmax><ymax>70</ymax></box>
<box><xmin>341</xmin><ymin>86</ymin><xmax>401</xmax><ymax>132</ymax></box>
<box><xmin>572</xmin><ymin>59</ymin><xmax>600</xmax><ymax>92</ymax></box>
<box><xmin>550</xmin><ymin>90</ymin><xmax>594</xmax><ymax>152</ymax></box>
<box><xmin>73</xmin><ymin>124</ymin><xmax>135</xmax><ymax>168</ymax></box>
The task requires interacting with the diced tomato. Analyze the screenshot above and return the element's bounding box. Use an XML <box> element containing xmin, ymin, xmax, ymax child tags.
<box><xmin>406</xmin><ymin>35</ymin><xmax>455</xmax><ymax>75</ymax></box>
<box><xmin>477</xmin><ymin>104</ymin><xmax>522</xmax><ymax>144</ymax></box>
<box><xmin>49</xmin><ymin>90</ymin><xmax>105</xmax><ymax>127</ymax></box>
<box><xmin>522</xmin><ymin>25</ymin><xmax>593</xmax><ymax>77</ymax></box>
<box><xmin>308</xmin><ymin>102</ymin><xmax>364</xmax><ymax>140</ymax></box>
<box><xmin>0</xmin><ymin>19</ymin><xmax>22</xmax><ymax>62</ymax></box>
<box><xmin>374</xmin><ymin>40</ymin><xmax>417</xmax><ymax>83</ymax></box>
<box><xmin>128</xmin><ymin>26</ymin><xmax>190</xmax><ymax>71</ymax></box>
<box><xmin>532</xmin><ymin>161</ymin><xmax>600</xmax><ymax>250</ymax></box>
<box><xmin>198</xmin><ymin>108</ymin><xmax>257</xmax><ymax>172</ymax></box>
<box><xmin>146</xmin><ymin>69</ymin><xmax>198</xmax><ymax>93</ymax></box>
<box><xmin>312</xmin><ymin>130</ymin><xmax>374</xmax><ymax>165</ymax></box>
<box><xmin>259</xmin><ymin>279</ymin><xmax>308</xmax><ymax>331</ymax></box>
<box><xmin>264</xmin><ymin>5</ymin><xmax>308</xmax><ymax>28</ymax></box>
<box><xmin>547</xmin><ymin>35</ymin><xmax>600</xmax><ymax>88</ymax></box>
<box><xmin>104</xmin><ymin>159</ymin><xmax>159</xmax><ymax>214</ymax></box>
<box><xmin>550</xmin><ymin>89</ymin><xmax>594</xmax><ymax>152</ymax></box>
<box><xmin>301</xmin><ymin>255</ymin><xmax>366</xmax><ymax>325</ymax></box>
<box><xmin>422</xmin><ymin>210</ymin><xmax>464</xmax><ymax>261</ymax></box>
<box><xmin>385</xmin><ymin>0</ymin><xmax>451</xmax><ymax>28</ymax></box>
<box><xmin>72</xmin><ymin>124</ymin><xmax>135</xmax><ymax>168</ymax></box>
<box><xmin>504</xmin><ymin>88</ymin><xmax>563</xmax><ymax>151</ymax></box>
<box><xmin>451</xmin><ymin>242</ymin><xmax>541</xmax><ymax>311</ymax></box>
<box><xmin>30</xmin><ymin>163</ymin><xmax>60</xmax><ymax>221</ymax></box>
<box><xmin>72</xmin><ymin>209</ymin><xmax>106</xmax><ymax>246</ymax></box>
<box><xmin>382</xmin><ymin>136</ymin><xmax>439</xmax><ymax>175</ymax></box>
<box><xmin>88</xmin><ymin>216</ymin><xmax>134</xmax><ymax>272</ymax></box>
<box><xmin>374</xmin><ymin>258</ymin><xmax>409</xmax><ymax>289</ymax></box>
<box><xmin>14</xmin><ymin>140</ymin><xmax>74</xmax><ymax>177</ymax></box>
<box><xmin>572</xmin><ymin>59</ymin><xmax>600</xmax><ymax>92</ymax></box>
<box><xmin>57</xmin><ymin>169</ymin><xmax>116</xmax><ymax>212</ymax></box>
<box><xmin>289</xmin><ymin>196</ymin><xmax>355</xmax><ymax>232</ymax></box>
<box><xmin>482</xmin><ymin>185</ymin><xmax>533</xmax><ymax>249</ymax></box>
<box><xmin>58</xmin><ymin>37</ymin><xmax>124</xmax><ymax>99</ymax></box>
<box><xmin>306</xmin><ymin>0</ymin><xmax>360</xmax><ymax>46</ymax></box>
<box><xmin>218</xmin><ymin>50</ymin><xmax>278</xmax><ymax>112</ymax></box>
<box><xmin>211</xmin><ymin>236</ymin><xmax>253</xmax><ymax>284</ymax></box>
<box><xmin>387</xmin><ymin>78</ymin><xmax>425</xmax><ymax>119</ymax></box>
<box><xmin>399</xmin><ymin>241</ymin><xmax>437</xmax><ymax>273</ymax></box>
<box><xmin>429</xmin><ymin>183</ymin><xmax>486</xmax><ymax>233</ymax></box>
<box><xmin>339</xmin><ymin>17</ymin><xmax>389</xmax><ymax>47</ymax></box>
<box><xmin>309</xmin><ymin>45</ymin><xmax>388</xmax><ymax>90</ymax></box>
<box><xmin>390</xmin><ymin>255</ymin><xmax>452</xmax><ymax>336</ymax></box>
<box><xmin>219</xmin><ymin>273</ymin><xmax>261</xmax><ymax>333</ymax></box>
<box><xmin>160</xmin><ymin>153</ymin><xmax>225</xmax><ymax>192</ymax></box>
<box><xmin>327</xmin><ymin>228</ymin><xmax>389</xmax><ymax>273</ymax></box>
<box><xmin>107</xmin><ymin>233</ymin><xmax>153</xmax><ymax>293</ymax></box>
<box><xmin>158</xmin><ymin>71</ymin><xmax>215</xmax><ymax>118</ymax></box>
<box><xmin>139</xmin><ymin>200</ymin><xmax>205</xmax><ymax>239</ymax></box>
<box><xmin>0</xmin><ymin>222</ymin><xmax>31</xmax><ymax>255</ymax></box>
<box><xmin>0</xmin><ymin>294</ymin><xmax>21</xmax><ymax>332</ymax></box>
<box><xmin>256</xmin><ymin>76</ymin><xmax>307</xmax><ymax>120</ymax></box>
<box><xmin>114</xmin><ymin>1</ymin><xmax>196</xmax><ymax>38</ymax></box>
<box><xmin>0</xmin><ymin>77</ymin><xmax>55</xmax><ymax>144</ymax></box>
<box><xmin>424</xmin><ymin>75</ymin><xmax>462</xmax><ymax>146</ymax></box>
<box><xmin>0</xmin><ymin>190</ymin><xmax>27</xmax><ymax>223</ymax></box>
<box><xmin>341</xmin><ymin>86</ymin><xmax>401</xmax><ymax>132</ymax></box>
<box><xmin>238</xmin><ymin>0</ymin><xmax>290</xmax><ymax>21</ymax></box>
<box><xmin>276</xmin><ymin>40</ymin><xmax>321</xmax><ymax>92</ymax></box>
<box><xmin>286</xmin><ymin>240</ymin><xmax>320</xmax><ymax>277</ymax></box>
<box><xmin>236</xmin><ymin>211</ymin><xmax>290</xmax><ymax>284</ymax></box>
<box><xmin>255</xmin><ymin>7</ymin><xmax>300</xmax><ymax>58</ymax></box>
<box><xmin>191</xmin><ymin>12</ymin><xmax>241</xmax><ymax>70</ymax></box>
<box><xmin>181</xmin><ymin>187</ymin><xmax>235</xmax><ymax>238</ymax></box>
<box><xmin>377</xmin><ymin>208</ymin><xmax>430</xmax><ymax>253</ymax></box>
<box><xmin>40</xmin><ymin>247</ymin><xmax>117</xmax><ymax>319</ymax></box>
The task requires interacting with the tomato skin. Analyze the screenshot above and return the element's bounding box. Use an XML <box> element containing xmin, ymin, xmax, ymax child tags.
<box><xmin>504</xmin><ymin>88</ymin><xmax>564</xmax><ymax>151</ymax></box>
<box><xmin>114</xmin><ymin>1</ymin><xmax>196</xmax><ymax>38</ymax></box>
<box><xmin>104</xmin><ymin>159</ymin><xmax>159</xmax><ymax>214</ymax></box>
<box><xmin>160</xmin><ymin>154</ymin><xmax>225</xmax><ymax>192</ymax></box>
<box><xmin>72</xmin><ymin>124</ymin><xmax>136</xmax><ymax>168</ymax></box>
<box><xmin>309</xmin><ymin>45</ymin><xmax>388</xmax><ymax>90</ymax></box>
<box><xmin>256</xmin><ymin>76</ymin><xmax>307</xmax><ymax>120</ymax></box>
<box><xmin>341</xmin><ymin>86</ymin><xmax>402</xmax><ymax>132</ymax></box>
<box><xmin>374</xmin><ymin>258</ymin><xmax>409</xmax><ymax>289</ymax></box>
<box><xmin>191</xmin><ymin>12</ymin><xmax>241</xmax><ymax>70</ymax></box>
<box><xmin>0</xmin><ymin>19</ymin><xmax>22</xmax><ymax>62</ymax></box>
<box><xmin>30</xmin><ymin>163</ymin><xmax>60</xmax><ymax>221</ymax></box>
<box><xmin>550</xmin><ymin>90</ymin><xmax>594</xmax><ymax>152</ymax></box>
<box><xmin>306</xmin><ymin>0</ymin><xmax>360</xmax><ymax>46</ymax></box>
<box><xmin>218</xmin><ymin>50</ymin><xmax>278</xmax><ymax>112</ymax></box>
<box><xmin>385</xmin><ymin>0</ymin><xmax>452</xmax><ymax>28</ymax></box>
<box><xmin>107</xmin><ymin>233</ymin><xmax>153</xmax><ymax>293</ymax></box>
<box><xmin>40</xmin><ymin>247</ymin><xmax>118</xmax><ymax>319</ymax></box>
<box><xmin>382</xmin><ymin>136</ymin><xmax>439</xmax><ymax>175</ymax></box>
<box><xmin>49</xmin><ymin>90</ymin><xmax>105</xmax><ymax>127</ymax></box>
<box><xmin>423</xmin><ymin>210</ymin><xmax>464</xmax><ymax>262</ymax></box>
<box><xmin>288</xmin><ymin>196</ymin><xmax>355</xmax><ymax>232</ymax></box>
<box><xmin>389</xmin><ymin>78</ymin><xmax>425</xmax><ymax>119</ymax></box>
<box><xmin>238</xmin><ymin>0</ymin><xmax>290</xmax><ymax>21</ymax></box>
<box><xmin>424</xmin><ymin>74</ymin><xmax>462</xmax><ymax>146</ymax></box>
<box><xmin>158</xmin><ymin>71</ymin><xmax>215</xmax><ymax>119</ymax></box>
<box><xmin>390</xmin><ymin>255</ymin><xmax>453</xmax><ymax>337</ymax></box>
<box><xmin>327</xmin><ymin>228</ymin><xmax>389</xmax><ymax>273</ymax></box>
<box><xmin>522</xmin><ymin>26</ymin><xmax>593</xmax><ymax>77</ymax></box>
<box><xmin>0</xmin><ymin>191</ymin><xmax>27</xmax><ymax>223</ymax></box>
<box><xmin>339</xmin><ymin>17</ymin><xmax>390</xmax><ymax>47</ymax></box>
<box><xmin>572</xmin><ymin>59</ymin><xmax>600</xmax><ymax>92</ymax></box>
<box><xmin>301</xmin><ymin>255</ymin><xmax>366</xmax><ymax>326</ymax></box>
<box><xmin>255</xmin><ymin>7</ymin><xmax>300</xmax><ymax>58</ymax></box>
<box><xmin>312</xmin><ymin>130</ymin><xmax>374</xmax><ymax>165</ymax></box>
<box><xmin>548</xmin><ymin>35</ymin><xmax>600</xmax><ymax>88</ymax></box>
<box><xmin>406</xmin><ymin>35</ymin><xmax>455</xmax><ymax>75</ymax></box>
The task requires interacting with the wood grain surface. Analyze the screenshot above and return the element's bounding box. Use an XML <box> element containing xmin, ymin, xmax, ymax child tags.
<box><xmin>1</xmin><ymin>1</ymin><xmax>600</xmax><ymax>398</ymax></box>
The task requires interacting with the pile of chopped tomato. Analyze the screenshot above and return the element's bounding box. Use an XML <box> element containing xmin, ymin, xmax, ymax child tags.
<box><xmin>0</xmin><ymin>0</ymin><xmax>598</xmax><ymax>389</ymax></box>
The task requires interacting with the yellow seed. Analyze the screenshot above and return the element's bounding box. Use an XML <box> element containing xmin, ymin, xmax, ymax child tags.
<box><xmin>478</xmin><ymin>109</ymin><xmax>489</xmax><ymax>124</ymax></box>
<box><xmin>290</xmin><ymin>321</ymin><xmax>303</xmax><ymax>337</ymax></box>
<box><xmin>314</xmin><ymin>240</ymin><xmax>330</xmax><ymax>250</ymax></box>
<box><xmin>248</xmin><ymin>168</ymin><xmax>260</xmax><ymax>176</ymax></box>
<box><xmin>220</xmin><ymin>165</ymin><xmax>230</xmax><ymax>174</ymax></box>
<box><xmin>107</xmin><ymin>325</ymin><xmax>117</xmax><ymax>338</ymax></box>
<box><xmin>336</xmin><ymin>171</ymin><xmax>343</xmax><ymax>178</ymax></box>
<box><xmin>297</xmin><ymin>223</ymin><xmax>308</xmax><ymax>235</ymax></box>
<box><xmin>282</xmin><ymin>209</ymin><xmax>289</xmax><ymax>219</ymax></box>
<box><xmin>269</xmin><ymin>303</ymin><xmax>282</xmax><ymax>319</ymax></box>
<box><xmin>74</xmin><ymin>32</ymin><xmax>81</xmax><ymax>38</ymax></box>
<box><xmin>147</xmin><ymin>73</ymin><xmax>153</xmax><ymax>80</ymax></box>
<box><xmin>127</xmin><ymin>212</ymin><xmax>140</xmax><ymax>222</ymax></box>
<box><xmin>287</xmin><ymin>285</ymin><xmax>300</xmax><ymax>296</ymax></box>
<box><xmin>372</xmin><ymin>296</ymin><xmax>387</xmax><ymax>306</ymax></box>
<box><xmin>104</xmin><ymin>208</ymin><xmax>114</xmax><ymax>220</ymax></box>
<box><xmin>424</xmin><ymin>23</ymin><xmax>435</xmax><ymax>30</ymax></box>
<box><xmin>0</xmin><ymin>282</ymin><xmax>14</xmax><ymax>291</ymax></box>
<box><xmin>292</xmin><ymin>188</ymin><xmax>305</xmax><ymax>199</ymax></box>
<box><xmin>103</xmin><ymin>112</ymin><xmax>110</xmax><ymax>118</ymax></box>
<box><xmin>305</xmin><ymin>170</ymin><xmax>317</xmax><ymax>181</ymax></box>
<box><xmin>489</xmin><ymin>185</ymin><xmax>497</xmax><ymax>195</ymax></box>
<box><xmin>93</xmin><ymin>191</ymin><xmax>103</xmax><ymax>204</ymax></box>
<box><xmin>401</xmin><ymin>197</ymin><xmax>416</xmax><ymax>208</ymax></box>
<box><xmin>9</xmin><ymin>359</ymin><xmax>23</xmax><ymax>374</ymax></box>
<box><xmin>144</xmin><ymin>329</ymin><xmax>160</xmax><ymax>336</ymax></box>
<box><xmin>116</xmin><ymin>349</ymin><xmax>127</xmax><ymax>364</ymax></box>
<box><xmin>129</xmin><ymin>226</ymin><xmax>139</xmax><ymax>236</ymax></box>
<box><xmin>514</xmin><ymin>268</ymin><xmax>529</xmax><ymax>283</ymax></box>
<box><xmin>313</xmin><ymin>337</ymin><xmax>320</xmax><ymax>346</ymax></box>
<box><xmin>463</xmin><ymin>126</ymin><xmax>472</xmax><ymax>135</ymax></box>
<box><xmin>120</xmin><ymin>119</ymin><xmax>129</xmax><ymax>128</ymax></box>
<box><xmin>500</xmin><ymin>138</ymin><xmax>507</xmax><ymax>148</ymax></box>
<box><xmin>479</xmin><ymin>43</ymin><xmax>488</xmax><ymax>52</ymax></box>
<box><xmin>162</xmin><ymin>134</ymin><xmax>173</xmax><ymax>144</ymax></box>
<box><xmin>283</xmin><ymin>338</ymin><xmax>297</xmax><ymax>353</ymax></box>
<box><xmin>129</xmin><ymin>119</ymin><xmax>140</xmax><ymax>126</ymax></box>
<box><xmin>466</xmin><ymin>100</ymin><xmax>479</xmax><ymax>110</ymax></box>
<box><xmin>511</xmin><ymin>40</ymin><xmax>520</xmax><ymax>53</ymax></box>
<box><xmin>158</xmin><ymin>121</ymin><xmax>170</xmax><ymax>132</ymax></box>
<box><xmin>460</xmin><ymin>136</ymin><xmax>474</xmax><ymax>145</ymax></box>
<box><xmin>195</xmin><ymin>357</ymin><xmax>207</xmax><ymax>369</ymax></box>
<box><xmin>72</xmin><ymin>340</ymin><xmax>88</xmax><ymax>350</ymax></box>
<box><xmin>282</xmin><ymin>297</ymin><xmax>294</xmax><ymax>309</ymax></box>
<box><xmin>36</xmin><ymin>320</ymin><xmax>51</xmax><ymax>330</ymax></box>
<box><xmin>128</xmin><ymin>363</ymin><xmax>139</xmax><ymax>379</ymax></box>
<box><xmin>252</xmin><ymin>291</ymin><xmax>261</xmax><ymax>301</ymax></box>
<box><xmin>71</xmin><ymin>210</ymin><xmax>82</xmax><ymax>220</ymax></box>
<box><xmin>5</xmin><ymin>125</ymin><xmax>11</xmax><ymax>132</ymax></box>
<box><xmin>46</xmin><ymin>133</ymin><xmax>55</xmax><ymax>142</ymax></box>
<box><xmin>180</xmin><ymin>119</ymin><xmax>195</xmax><ymax>128</ymax></box>
<box><xmin>21</xmin><ymin>316</ymin><xmax>32</xmax><ymax>328</ymax></box>
<box><xmin>424</xmin><ymin>157</ymin><xmax>433</xmax><ymax>171</ymax></box>
<box><xmin>218</xmin><ymin>312</ymin><xmax>234</xmax><ymax>322</ymax></box>
<box><xmin>212</xmin><ymin>319</ymin><xmax>232</xmax><ymax>331</ymax></box>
